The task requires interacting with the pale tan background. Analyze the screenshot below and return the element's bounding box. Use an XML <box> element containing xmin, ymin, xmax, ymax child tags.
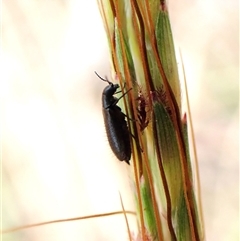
<box><xmin>2</xmin><ymin>0</ymin><xmax>239</xmax><ymax>241</ymax></box>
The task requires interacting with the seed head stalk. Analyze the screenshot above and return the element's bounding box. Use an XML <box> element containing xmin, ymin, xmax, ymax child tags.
<box><xmin>97</xmin><ymin>0</ymin><xmax>204</xmax><ymax>240</ymax></box>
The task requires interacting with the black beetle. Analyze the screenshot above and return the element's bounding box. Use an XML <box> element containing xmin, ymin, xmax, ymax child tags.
<box><xmin>95</xmin><ymin>72</ymin><xmax>131</xmax><ymax>165</ymax></box>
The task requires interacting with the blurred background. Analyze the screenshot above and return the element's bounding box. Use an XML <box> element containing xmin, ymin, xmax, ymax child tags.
<box><xmin>2</xmin><ymin>0</ymin><xmax>239</xmax><ymax>240</ymax></box>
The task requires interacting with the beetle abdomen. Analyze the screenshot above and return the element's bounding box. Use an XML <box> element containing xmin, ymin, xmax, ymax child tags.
<box><xmin>103</xmin><ymin>106</ymin><xmax>131</xmax><ymax>164</ymax></box>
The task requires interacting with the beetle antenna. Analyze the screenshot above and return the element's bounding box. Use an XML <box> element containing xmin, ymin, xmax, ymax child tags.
<box><xmin>95</xmin><ymin>71</ymin><xmax>112</xmax><ymax>85</ymax></box>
